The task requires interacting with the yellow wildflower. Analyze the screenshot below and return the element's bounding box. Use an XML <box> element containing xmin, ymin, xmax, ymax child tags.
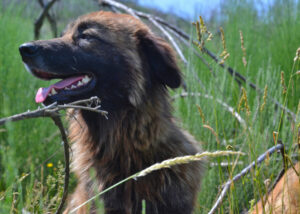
<box><xmin>47</xmin><ymin>163</ymin><xmax>54</xmax><ymax>168</ymax></box>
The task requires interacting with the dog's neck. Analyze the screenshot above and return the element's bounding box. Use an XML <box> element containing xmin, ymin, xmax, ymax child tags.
<box><xmin>69</xmin><ymin>87</ymin><xmax>173</xmax><ymax>155</ymax></box>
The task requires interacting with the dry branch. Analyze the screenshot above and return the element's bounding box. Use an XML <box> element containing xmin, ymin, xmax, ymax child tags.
<box><xmin>98</xmin><ymin>0</ymin><xmax>139</xmax><ymax>19</ymax></box>
<box><xmin>51</xmin><ymin>115</ymin><xmax>69</xmax><ymax>214</ymax></box>
<box><xmin>173</xmin><ymin>92</ymin><xmax>247</xmax><ymax>128</ymax></box>
<box><xmin>0</xmin><ymin>97</ymin><xmax>107</xmax><ymax>126</ymax></box>
<box><xmin>149</xmin><ymin>17</ymin><xmax>187</xmax><ymax>65</ymax></box>
<box><xmin>34</xmin><ymin>0</ymin><xmax>58</xmax><ymax>39</ymax></box>
<box><xmin>37</xmin><ymin>0</ymin><xmax>58</xmax><ymax>37</ymax></box>
<box><xmin>208</xmin><ymin>143</ymin><xmax>284</xmax><ymax>214</ymax></box>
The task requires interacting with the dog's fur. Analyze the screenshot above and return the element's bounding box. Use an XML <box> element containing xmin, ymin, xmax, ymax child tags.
<box><xmin>19</xmin><ymin>11</ymin><xmax>203</xmax><ymax>214</ymax></box>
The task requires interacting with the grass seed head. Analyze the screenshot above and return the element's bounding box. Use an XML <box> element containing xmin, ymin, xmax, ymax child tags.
<box><xmin>294</xmin><ymin>47</ymin><xmax>300</xmax><ymax>61</ymax></box>
<box><xmin>280</xmin><ymin>71</ymin><xmax>287</xmax><ymax>94</ymax></box>
<box><xmin>239</xmin><ymin>30</ymin><xmax>247</xmax><ymax>67</ymax></box>
<box><xmin>260</xmin><ymin>85</ymin><xmax>268</xmax><ymax>112</ymax></box>
<box><xmin>238</xmin><ymin>87</ymin><xmax>251</xmax><ymax>116</ymax></box>
<box><xmin>136</xmin><ymin>151</ymin><xmax>244</xmax><ymax>178</ymax></box>
<box><xmin>199</xmin><ymin>16</ymin><xmax>207</xmax><ymax>34</ymax></box>
<box><xmin>219</xmin><ymin>27</ymin><xmax>230</xmax><ymax>63</ymax></box>
<box><xmin>203</xmin><ymin>124</ymin><xmax>220</xmax><ymax>145</ymax></box>
<box><xmin>196</xmin><ymin>104</ymin><xmax>206</xmax><ymax>124</ymax></box>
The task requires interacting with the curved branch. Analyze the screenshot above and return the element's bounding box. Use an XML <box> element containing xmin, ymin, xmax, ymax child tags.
<box><xmin>51</xmin><ymin>116</ymin><xmax>70</xmax><ymax>214</ymax></box>
<box><xmin>0</xmin><ymin>97</ymin><xmax>107</xmax><ymax>126</ymax></box>
<box><xmin>173</xmin><ymin>92</ymin><xmax>247</xmax><ymax>129</ymax></box>
<box><xmin>208</xmin><ymin>143</ymin><xmax>284</xmax><ymax>214</ymax></box>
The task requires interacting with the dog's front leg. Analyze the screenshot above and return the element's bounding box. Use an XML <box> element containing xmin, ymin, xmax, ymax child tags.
<box><xmin>64</xmin><ymin>181</ymin><xmax>95</xmax><ymax>214</ymax></box>
<box><xmin>145</xmin><ymin>181</ymin><xmax>196</xmax><ymax>214</ymax></box>
<box><xmin>103</xmin><ymin>182</ymin><xmax>141</xmax><ymax>214</ymax></box>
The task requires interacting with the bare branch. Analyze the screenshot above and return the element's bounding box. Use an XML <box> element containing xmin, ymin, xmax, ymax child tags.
<box><xmin>0</xmin><ymin>97</ymin><xmax>107</xmax><ymax>126</ymax></box>
<box><xmin>51</xmin><ymin>116</ymin><xmax>70</xmax><ymax>214</ymax></box>
<box><xmin>173</xmin><ymin>92</ymin><xmax>247</xmax><ymax>129</ymax></box>
<box><xmin>37</xmin><ymin>0</ymin><xmax>57</xmax><ymax>37</ymax></box>
<box><xmin>98</xmin><ymin>0</ymin><xmax>139</xmax><ymax>19</ymax></box>
<box><xmin>34</xmin><ymin>0</ymin><xmax>58</xmax><ymax>39</ymax></box>
<box><xmin>149</xmin><ymin>17</ymin><xmax>187</xmax><ymax>65</ymax></box>
<box><xmin>208</xmin><ymin>143</ymin><xmax>284</xmax><ymax>214</ymax></box>
<box><xmin>210</xmin><ymin>161</ymin><xmax>244</xmax><ymax>167</ymax></box>
<box><xmin>0</xmin><ymin>102</ymin><xmax>58</xmax><ymax>125</ymax></box>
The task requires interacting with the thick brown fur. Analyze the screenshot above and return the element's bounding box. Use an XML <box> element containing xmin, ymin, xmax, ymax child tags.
<box><xmin>19</xmin><ymin>11</ymin><xmax>203</xmax><ymax>214</ymax></box>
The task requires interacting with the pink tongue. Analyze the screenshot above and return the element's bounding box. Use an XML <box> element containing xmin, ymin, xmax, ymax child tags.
<box><xmin>35</xmin><ymin>76</ymin><xmax>85</xmax><ymax>103</ymax></box>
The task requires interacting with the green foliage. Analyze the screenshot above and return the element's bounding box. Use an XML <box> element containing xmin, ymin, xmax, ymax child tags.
<box><xmin>0</xmin><ymin>0</ymin><xmax>299</xmax><ymax>213</ymax></box>
<box><xmin>174</xmin><ymin>0</ymin><xmax>299</xmax><ymax>212</ymax></box>
<box><xmin>0</xmin><ymin>3</ymin><xmax>64</xmax><ymax>213</ymax></box>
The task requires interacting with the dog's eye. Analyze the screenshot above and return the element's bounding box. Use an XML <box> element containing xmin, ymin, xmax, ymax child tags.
<box><xmin>80</xmin><ymin>34</ymin><xmax>94</xmax><ymax>40</ymax></box>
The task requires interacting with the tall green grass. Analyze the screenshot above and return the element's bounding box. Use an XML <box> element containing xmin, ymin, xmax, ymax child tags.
<box><xmin>174</xmin><ymin>0</ymin><xmax>299</xmax><ymax>212</ymax></box>
<box><xmin>0</xmin><ymin>3</ymin><xmax>65</xmax><ymax>213</ymax></box>
<box><xmin>0</xmin><ymin>0</ymin><xmax>299</xmax><ymax>213</ymax></box>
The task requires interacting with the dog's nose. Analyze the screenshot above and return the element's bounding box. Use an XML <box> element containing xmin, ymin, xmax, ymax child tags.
<box><xmin>19</xmin><ymin>43</ymin><xmax>39</xmax><ymax>57</ymax></box>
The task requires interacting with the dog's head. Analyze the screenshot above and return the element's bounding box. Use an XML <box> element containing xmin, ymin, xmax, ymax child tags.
<box><xmin>19</xmin><ymin>11</ymin><xmax>181</xmax><ymax>110</ymax></box>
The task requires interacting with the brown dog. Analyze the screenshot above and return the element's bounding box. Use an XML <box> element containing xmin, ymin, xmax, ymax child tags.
<box><xmin>19</xmin><ymin>11</ymin><xmax>203</xmax><ymax>214</ymax></box>
<box><xmin>251</xmin><ymin>162</ymin><xmax>300</xmax><ymax>214</ymax></box>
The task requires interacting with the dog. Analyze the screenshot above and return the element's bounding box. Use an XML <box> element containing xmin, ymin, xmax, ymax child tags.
<box><xmin>19</xmin><ymin>11</ymin><xmax>203</xmax><ymax>214</ymax></box>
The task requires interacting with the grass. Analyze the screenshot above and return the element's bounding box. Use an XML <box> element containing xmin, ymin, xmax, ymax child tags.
<box><xmin>0</xmin><ymin>0</ymin><xmax>299</xmax><ymax>213</ymax></box>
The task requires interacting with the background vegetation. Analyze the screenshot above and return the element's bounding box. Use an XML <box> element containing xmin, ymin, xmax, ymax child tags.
<box><xmin>0</xmin><ymin>0</ymin><xmax>299</xmax><ymax>213</ymax></box>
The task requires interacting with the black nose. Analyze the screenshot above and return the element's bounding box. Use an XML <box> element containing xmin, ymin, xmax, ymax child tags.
<box><xmin>19</xmin><ymin>43</ymin><xmax>39</xmax><ymax>57</ymax></box>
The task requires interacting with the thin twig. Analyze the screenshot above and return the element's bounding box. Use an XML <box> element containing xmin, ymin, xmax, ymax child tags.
<box><xmin>51</xmin><ymin>116</ymin><xmax>70</xmax><ymax>214</ymax></box>
<box><xmin>66</xmin><ymin>96</ymin><xmax>100</xmax><ymax>106</ymax></box>
<box><xmin>149</xmin><ymin>17</ymin><xmax>187</xmax><ymax>65</ymax></box>
<box><xmin>210</xmin><ymin>161</ymin><xmax>244</xmax><ymax>167</ymax></box>
<box><xmin>173</xmin><ymin>92</ymin><xmax>247</xmax><ymax>128</ymax></box>
<box><xmin>37</xmin><ymin>0</ymin><xmax>57</xmax><ymax>37</ymax></box>
<box><xmin>0</xmin><ymin>103</ymin><xmax>58</xmax><ymax>125</ymax></box>
<box><xmin>0</xmin><ymin>97</ymin><xmax>107</xmax><ymax>126</ymax></box>
<box><xmin>34</xmin><ymin>0</ymin><xmax>58</xmax><ymax>39</ymax></box>
<box><xmin>98</xmin><ymin>0</ymin><xmax>139</xmax><ymax>19</ymax></box>
<box><xmin>57</xmin><ymin>105</ymin><xmax>108</xmax><ymax>118</ymax></box>
<box><xmin>208</xmin><ymin>143</ymin><xmax>284</xmax><ymax>214</ymax></box>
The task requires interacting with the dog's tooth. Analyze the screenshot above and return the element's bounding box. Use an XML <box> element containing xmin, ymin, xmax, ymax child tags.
<box><xmin>82</xmin><ymin>78</ymin><xmax>88</xmax><ymax>84</ymax></box>
<box><xmin>77</xmin><ymin>81</ymin><xmax>83</xmax><ymax>86</ymax></box>
<box><xmin>71</xmin><ymin>85</ymin><xmax>76</xmax><ymax>89</ymax></box>
<box><xmin>82</xmin><ymin>76</ymin><xmax>91</xmax><ymax>84</ymax></box>
<box><xmin>51</xmin><ymin>88</ymin><xmax>57</xmax><ymax>95</ymax></box>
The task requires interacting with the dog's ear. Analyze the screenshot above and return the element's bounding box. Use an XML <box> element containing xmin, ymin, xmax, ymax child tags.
<box><xmin>136</xmin><ymin>30</ymin><xmax>182</xmax><ymax>89</ymax></box>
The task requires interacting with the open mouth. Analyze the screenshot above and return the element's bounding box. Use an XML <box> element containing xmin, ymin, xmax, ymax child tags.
<box><xmin>27</xmin><ymin>67</ymin><xmax>94</xmax><ymax>103</ymax></box>
<box><xmin>35</xmin><ymin>74</ymin><xmax>93</xmax><ymax>103</ymax></box>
